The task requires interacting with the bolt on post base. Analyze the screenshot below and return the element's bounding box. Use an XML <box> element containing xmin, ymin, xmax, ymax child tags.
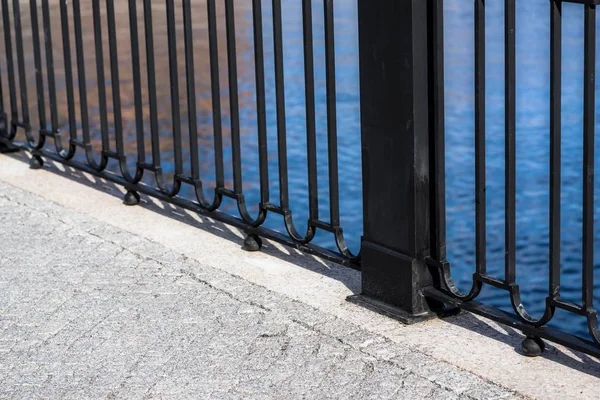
<box><xmin>521</xmin><ymin>335</ymin><xmax>545</xmax><ymax>357</ymax></box>
<box><xmin>242</xmin><ymin>234</ymin><xmax>262</xmax><ymax>252</ymax></box>
<box><xmin>123</xmin><ymin>190</ymin><xmax>141</xmax><ymax>206</ymax></box>
<box><xmin>29</xmin><ymin>155</ymin><xmax>44</xmax><ymax>169</ymax></box>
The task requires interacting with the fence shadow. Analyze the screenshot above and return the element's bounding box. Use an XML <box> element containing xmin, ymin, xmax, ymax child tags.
<box><xmin>4</xmin><ymin>151</ymin><xmax>600</xmax><ymax>377</ymax></box>
<box><xmin>5</xmin><ymin>152</ymin><xmax>362</xmax><ymax>296</ymax></box>
<box><xmin>442</xmin><ymin>311</ymin><xmax>600</xmax><ymax>378</ymax></box>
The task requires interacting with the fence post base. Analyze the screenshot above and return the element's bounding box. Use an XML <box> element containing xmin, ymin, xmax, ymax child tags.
<box><xmin>355</xmin><ymin>241</ymin><xmax>434</xmax><ymax>319</ymax></box>
<box><xmin>348</xmin><ymin>243</ymin><xmax>458</xmax><ymax>323</ymax></box>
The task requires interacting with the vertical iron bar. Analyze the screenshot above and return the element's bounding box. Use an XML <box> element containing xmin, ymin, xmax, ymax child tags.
<box><xmin>430</xmin><ymin>0</ymin><xmax>446</xmax><ymax>261</ymax></box>
<box><xmin>324</xmin><ymin>0</ymin><xmax>340</xmax><ymax>227</ymax></box>
<box><xmin>30</xmin><ymin>0</ymin><xmax>46</xmax><ymax>132</ymax></box>
<box><xmin>504</xmin><ymin>0</ymin><xmax>516</xmax><ymax>283</ymax></box>
<box><xmin>59</xmin><ymin>0</ymin><xmax>78</xmax><ymax>143</ymax></box>
<box><xmin>253</xmin><ymin>0</ymin><xmax>270</xmax><ymax>204</ymax></box>
<box><xmin>2</xmin><ymin>0</ymin><xmax>17</xmax><ymax>124</ymax></box>
<box><xmin>42</xmin><ymin>0</ymin><xmax>59</xmax><ymax>135</ymax></box>
<box><xmin>128</xmin><ymin>0</ymin><xmax>146</xmax><ymax>164</ymax></box>
<box><xmin>13</xmin><ymin>0</ymin><xmax>30</xmax><ymax>127</ymax></box>
<box><xmin>272</xmin><ymin>0</ymin><xmax>289</xmax><ymax>208</ymax></box>
<box><xmin>303</xmin><ymin>0</ymin><xmax>318</xmax><ymax>221</ymax></box>
<box><xmin>582</xmin><ymin>4</ymin><xmax>595</xmax><ymax>309</ymax></box>
<box><xmin>225</xmin><ymin>0</ymin><xmax>244</xmax><ymax>195</ymax></box>
<box><xmin>73</xmin><ymin>0</ymin><xmax>90</xmax><ymax>147</ymax></box>
<box><xmin>0</xmin><ymin>41</ymin><xmax>6</xmax><ymax>141</ymax></box>
<box><xmin>92</xmin><ymin>0</ymin><xmax>110</xmax><ymax>153</ymax></box>
<box><xmin>183</xmin><ymin>0</ymin><xmax>200</xmax><ymax>181</ymax></box>
<box><xmin>207</xmin><ymin>0</ymin><xmax>225</xmax><ymax>188</ymax></box>
<box><xmin>0</xmin><ymin>48</ymin><xmax>3</xmax><ymax>115</ymax></box>
<box><xmin>166</xmin><ymin>0</ymin><xmax>183</xmax><ymax>176</ymax></box>
<box><xmin>475</xmin><ymin>0</ymin><xmax>486</xmax><ymax>276</ymax></box>
<box><xmin>143</xmin><ymin>0</ymin><xmax>161</xmax><ymax>168</ymax></box>
<box><xmin>0</xmin><ymin>0</ymin><xmax>4</xmax><ymax>116</ymax></box>
<box><xmin>106</xmin><ymin>0</ymin><xmax>125</xmax><ymax>159</ymax></box>
<box><xmin>549</xmin><ymin>0</ymin><xmax>562</xmax><ymax>300</ymax></box>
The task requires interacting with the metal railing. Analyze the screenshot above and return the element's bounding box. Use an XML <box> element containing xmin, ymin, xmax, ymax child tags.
<box><xmin>1</xmin><ymin>0</ymin><xmax>600</xmax><ymax>360</ymax></box>
<box><xmin>427</xmin><ymin>0</ymin><xmax>600</xmax><ymax>358</ymax></box>
<box><xmin>0</xmin><ymin>0</ymin><xmax>358</xmax><ymax>268</ymax></box>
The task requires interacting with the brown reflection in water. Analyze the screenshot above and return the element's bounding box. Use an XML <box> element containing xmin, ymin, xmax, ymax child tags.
<box><xmin>0</xmin><ymin>0</ymin><xmax>256</xmax><ymax>184</ymax></box>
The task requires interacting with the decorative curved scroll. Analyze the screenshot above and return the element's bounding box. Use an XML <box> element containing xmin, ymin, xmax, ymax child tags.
<box><xmin>80</xmin><ymin>145</ymin><xmax>108</xmax><ymax>172</ymax></box>
<box><xmin>116</xmin><ymin>157</ymin><xmax>144</xmax><ymax>185</ymax></box>
<box><xmin>53</xmin><ymin>136</ymin><xmax>77</xmax><ymax>161</ymax></box>
<box><xmin>192</xmin><ymin>182</ymin><xmax>223</xmax><ymax>212</ymax></box>
<box><xmin>281</xmin><ymin>207</ymin><xmax>359</xmax><ymax>260</ymax></box>
<box><xmin>23</xmin><ymin>127</ymin><xmax>46</xmax><ymax>151</ymax></box>
<box><xmin>282</xmin><ymin>211</ymin><xmax>316</xmax><ymax>245</ymax></box>
<box><xmin>436</xmin><ymin>263</ymin><xmax>557</xmax><ymax>328</ymax></box>
<box><xmin>332</xmin><ymin>226</ymin><xmax>360</xmax><ymax>262</ymax></box>
<box><xmin>436</xmin><ymin>263</ymin><xmax>483</xmax><ymax>302</ymax></box>
<box><xmin>434</xmin><ymin>259</ymin><xmax>559</xmax><ymax>328</ymax></box>
<box><xmin>506</xmin><ymin>283</ymin><xmax>556</xmax><ymax>328</ymax></box>
<box><xmin>233</xmin><ymin>194</ymin><xmax>267</xmax><ymax>228</ymax></box>
<box><xmin>153</xmin><ymin>169</ymin><xmax>182</xmax><ymax>197</ymax></box>
<box><xmin>586</xmin><ymin>310</ymin><xmax>600</xmax><ymax>345</ymax></box>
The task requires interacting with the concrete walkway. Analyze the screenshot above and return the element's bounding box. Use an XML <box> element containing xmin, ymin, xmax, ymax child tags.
<box><xmin>1</xmin><ymin>153</ymin><xmax>599</xmax><ymax>399</ymax></box>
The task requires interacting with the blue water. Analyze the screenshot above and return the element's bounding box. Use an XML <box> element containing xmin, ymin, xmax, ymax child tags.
<box><xmin>2</xmin><ymin>0</ymin><xmax>599</xmax><ymax>340</ymax></box>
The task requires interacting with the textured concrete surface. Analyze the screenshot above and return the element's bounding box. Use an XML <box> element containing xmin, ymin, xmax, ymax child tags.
<box><xmin>1</xmin><ymin>152</ymin><xmax>599</xmax><ymax>399</ymax></box>
<box><xmin>0</xmin><ymin>180</ymin><xmax>517</xmax><ymax>399</ymax></box>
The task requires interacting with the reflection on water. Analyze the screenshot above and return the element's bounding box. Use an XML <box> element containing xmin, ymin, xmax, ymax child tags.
<box><xmin>1</xmin><ymin>1</ymin><xmax>599</xmax><ymax>338</ymax></box>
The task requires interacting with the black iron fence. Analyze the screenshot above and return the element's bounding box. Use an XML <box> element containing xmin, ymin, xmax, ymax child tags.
<box><xmin>1</xmin><ymin>0</ymin><xmax>599</xmax><ymax>360</ymax></box>
<box><xmin>0</xmin><ymin>0</ymin><xmax>359</xmax><ymax>267</ymax></box>
<box><xmin>426</xmin><ymin>0</ymin><xmax>600</xmax><ymax>358</ymax></box>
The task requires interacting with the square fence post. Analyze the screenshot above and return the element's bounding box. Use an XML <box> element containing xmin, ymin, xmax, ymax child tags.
<box><xmin>350</xmin><ymin>0</ymin><xmax>440</xmax><ymax>322</ymax></box>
